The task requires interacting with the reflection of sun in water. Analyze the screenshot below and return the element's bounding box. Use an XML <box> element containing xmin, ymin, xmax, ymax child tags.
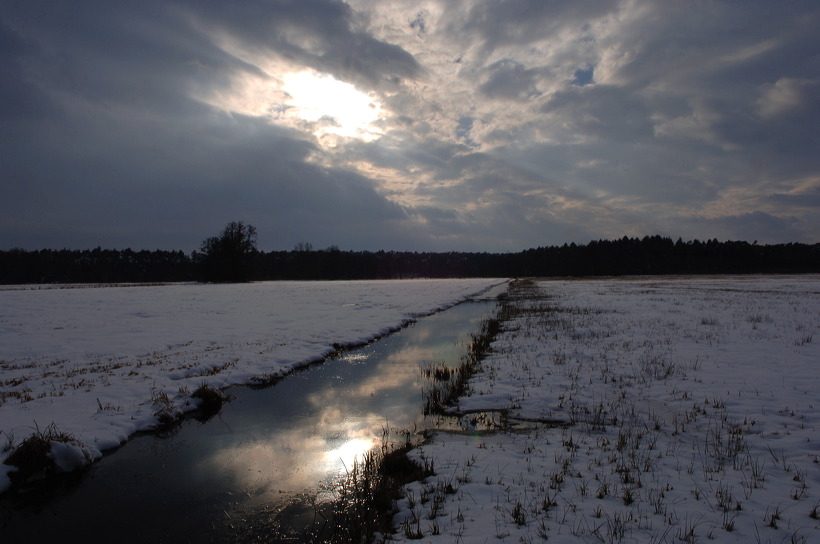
<box><xmin>325</xmin><ymin>437</ymin><xmax>375</xmax><ymax>473</ymax></box>
<box><xmin>283</xmin><ymin>71</ymin><xmax>382</xmax><ymax>142</ymax></box>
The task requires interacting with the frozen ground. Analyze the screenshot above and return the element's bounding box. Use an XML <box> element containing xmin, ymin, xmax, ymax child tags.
<box><xmin>0</xmin><ymin>278</ymin><xmax>502</xmax><ymax>493</ymax></box>
<box><xmin>392</xmin><ymin>276</ymin><xmax>820</xmax><ymax>544</ymax></box>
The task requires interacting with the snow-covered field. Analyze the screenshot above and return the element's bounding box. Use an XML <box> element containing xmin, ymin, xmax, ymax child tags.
<box><xmin>0</xmin><ymin>279</ymin><xmax>502</xmax><ymax>493</ymax></box>
<box><xmin>392</xmin><ymin>276</ymin><xmax>820</xmax><ymax>544</ymax></box>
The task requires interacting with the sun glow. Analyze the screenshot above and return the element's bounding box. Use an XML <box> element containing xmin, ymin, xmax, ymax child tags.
<box><xmin>324</xmin><ymin>437</ymin><xmax>375</xmax><ymax>473</ymax></box>
<box><xmin>196</xmin><ymin>50</ymin><xmax>384</xmax><ymax>145</ymax></box>
<box><xmin>283</xmin><ymin>71</ymin><xmax>382</xmax><ymax>142</ymax></box>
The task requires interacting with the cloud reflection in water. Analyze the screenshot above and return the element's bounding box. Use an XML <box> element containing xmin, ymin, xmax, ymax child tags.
<box><xmin>198</xmin><ymin>301</ymin><xmax>490</xmax><ymax>508</ymax></box>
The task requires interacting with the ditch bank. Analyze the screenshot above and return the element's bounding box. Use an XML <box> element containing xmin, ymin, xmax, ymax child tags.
<box><xmin>0</xmin><ymin>284</ymin><xmax>507</xmax><ymax>543</ymax></box>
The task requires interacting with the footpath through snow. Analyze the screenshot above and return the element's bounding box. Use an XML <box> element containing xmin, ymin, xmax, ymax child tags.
<box><xmin>392</xmin><ymin>276</ymin><xmax>820</xmax><ymax>544</ymax></box>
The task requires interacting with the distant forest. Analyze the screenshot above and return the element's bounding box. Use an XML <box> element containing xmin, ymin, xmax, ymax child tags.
<box><xmin>1</xmin><ymin>236</ymin><xmax>818</xmax><ymax>284</ymax></box>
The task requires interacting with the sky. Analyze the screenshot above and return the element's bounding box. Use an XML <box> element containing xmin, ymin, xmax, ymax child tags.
<box><xmin>1</xmin><ymin>0</ymin><xmax>818</xmax><ymax>252</ymax></box>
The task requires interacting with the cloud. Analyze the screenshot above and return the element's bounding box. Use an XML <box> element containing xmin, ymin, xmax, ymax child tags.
<box><xmin>184</xmin><ymin>0</ymin><xmax>423</xmax><ymax>91</ymax></box>
<box><xmin>770</xmin><ymin>185</ymin><xmax>820</xmax><ymax>209</ymax></box>
<box><xmin>756</xmin><ymin>78</ymin><xmax>814</xmax><ymax>119</ymax></box>
<box><xmin>684</xmin><ymin>211</ymin><xmax>804</xmax><ymax>245</ymax></box>
<box><xmin>0</xmin><ymin>17</ymin><xmax>56</xmax><ymax>120</ymax></box>
<box><xmin>541</xmin><ymin>84</ymin><xmax>654</xmax><ymax>141</ymax></box>
<box><xmin>455</xmin><ymin>0</ymin><xmax>619</xmax><ymax>53</ymax></box>
<box><xmin>479</xmin><ymin>59</ymin><xmax>541</xmax><ymax>100</ymax></box>
<box><xmin>1</xmin><ymin>0</ymin><xmax>818</xmax><ymax>252</ymax></box>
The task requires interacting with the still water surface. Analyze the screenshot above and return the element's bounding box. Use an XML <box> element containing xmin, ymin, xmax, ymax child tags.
<box><xmin>0</xmin><ymin>289</ymin><xmax>501</xmax><ymax>542</ymax></box>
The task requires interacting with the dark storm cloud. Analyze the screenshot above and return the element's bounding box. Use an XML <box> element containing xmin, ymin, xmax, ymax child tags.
<box><xmin>2</xmin><ymin>109</ymin><xmax>416</xmax><ymax>250</ymax></box>
<box><xmin>180</xmin><ymin>0</ymin><xmax>422</xmax><ymax>89</ymax></box>
<box><xmin>0</xmin><ymin>17</ymin><xmax>55</xmax><ymax>120</ymax></box>
<box><xmin>0</xmin><ymin>0</ymin><xmax>425</xmax><ymax>250</ymax></box>
<box><xmin>1</xmin><ymin>3</ymin><xmax>247</xmax><ymax>117</ymax></box>
<box><xmin>1</xmin><ymin>0</ymin><xmax>420</xmax><ymax>114</ymax></box>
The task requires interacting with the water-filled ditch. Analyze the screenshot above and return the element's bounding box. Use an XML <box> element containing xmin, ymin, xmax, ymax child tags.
<box><xmin>0</xmin><ymin>286</ymin><xmax>503</xmax><ymax>542</ymax></box>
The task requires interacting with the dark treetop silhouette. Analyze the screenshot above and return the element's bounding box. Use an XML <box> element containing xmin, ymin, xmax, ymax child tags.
<box><xmin>1</xmin><ymin>234</ymin><xmax>818</xmax><ymax>284</ymax></box>
<box><xmin>197</xmin><ymin>221</ymin><xmax>258</xmax><ymax>283</ymax></box>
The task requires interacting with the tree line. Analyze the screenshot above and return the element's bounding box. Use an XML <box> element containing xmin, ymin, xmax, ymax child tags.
<box><xmin>1</xmin><ymin>230</ymin><xmax>818</xmax><ymax>284</ymax></box>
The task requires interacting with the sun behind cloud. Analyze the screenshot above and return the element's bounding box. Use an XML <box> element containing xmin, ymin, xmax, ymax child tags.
<box><xmin>283</xmin><ymin>71</ymin><xmax>383</xmax><ymax>143</ymax></box>
<box><xmin>196</xmin><ymin>60</ymin><xmax>383</xmax><ymax>146</ymax></box>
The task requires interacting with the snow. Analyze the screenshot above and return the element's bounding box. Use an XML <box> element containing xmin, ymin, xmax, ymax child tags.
<box><xmin>0</xmin><ymin>279</ymin><xmax>502</xmax><ymax>494</ymax></box>
<box><xmin>391</xmin><ymin>276</ymin><xmax>820</xmax><ymax>543</ymax></box>
<box><xmin>3</xmin><ymin>275</ymin><xmax>819</xmax><ymax>543</ymax></box>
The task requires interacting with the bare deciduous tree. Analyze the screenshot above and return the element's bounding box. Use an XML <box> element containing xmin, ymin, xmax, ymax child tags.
<box><xmin>198</xmin><ymin>221</ymin><xmax>258</xmax><ymax>282</ymax></box>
